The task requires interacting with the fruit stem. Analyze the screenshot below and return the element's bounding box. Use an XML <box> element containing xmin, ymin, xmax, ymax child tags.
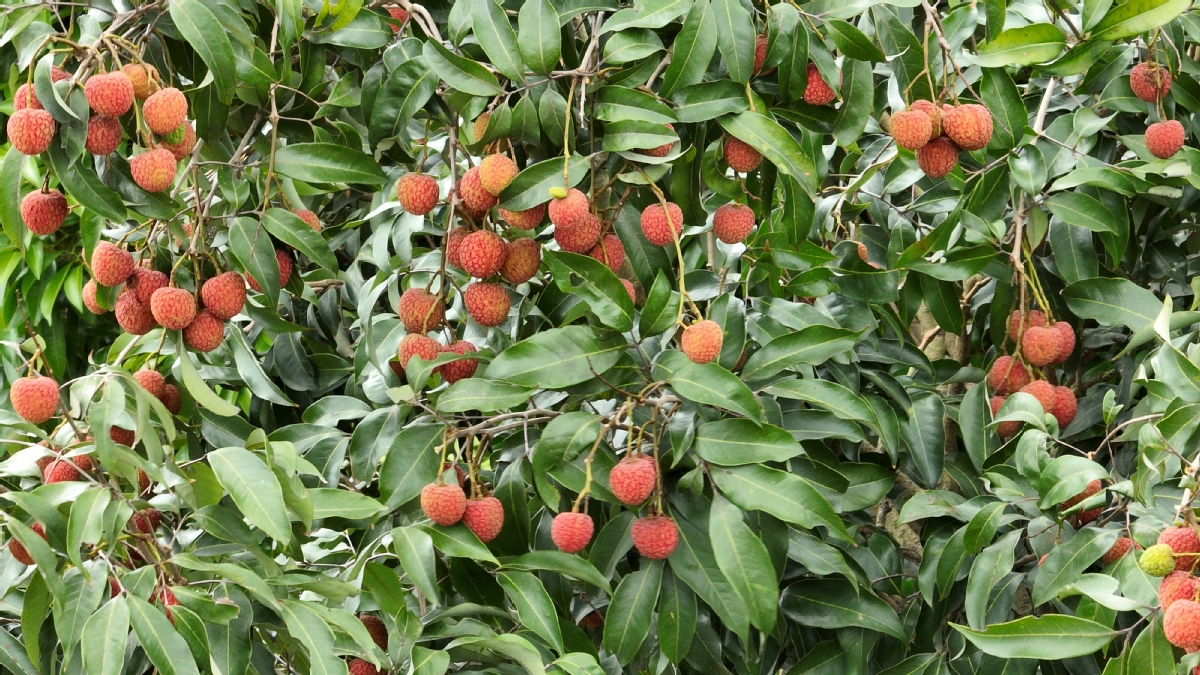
<box><xmin>561</xmin><ymin>78</ymin><xmax>578</xmax><ymax>188</ymax></box>
<box><xmin>633</xmin><ymin>166</ymin><xmax>693</xmax><ymax>324</ymax></box>
<box><xmin>435</xmin><ymin>426</ymin><xmax>451</xmax><ymax>486</ymax></box>
<box><xmin>571</xmin><ymin>401</ymin><xmax>629</xmax><ymax>512</ymax></box>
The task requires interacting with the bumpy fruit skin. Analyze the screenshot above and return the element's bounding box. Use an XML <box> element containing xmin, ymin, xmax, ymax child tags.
<box><xmin>989</xmin><ymin>395</ymin><xmax>1021</xmax><ymax>438</ymax></box>
<box><xmin>916</xmin><ymin>137</ymin><xmax>959</xmax><ymax>178</ymax></box>
<box><xmin>396</xmin><ymin>173</ymin><xmax>439</xmax><ymax>215</ymax></box>
<box><xmin>134</xmin><ymin>369</ymin><xmax>167</xmax><ymax>399</ymax></box>
<box><xmin>21</xmin><ymin>189</ymin><xmax>68</xmax><ymax>236</ymax></box>
<box><xmin>387</xmin><ymin>5</ymin><xmax>410</xmax><ymax>29</ymax></box>
<box><xmin>115</xmin><ymin>294</ymin><xmax>156</xmax><ymax>334</ymax></box>
<box><xmin>1143</xmin><ymin>544</ymin><xmax>1180</xmax><ymax>577</ymax></box>
<box><xmin>501</xmin><ymin>238</ymin><xmax>542</xmax><ymax>284</ymax></box>
<box><xmin>909</xmin><ymin>101</ymin><xmax>943</xmax><ymax>137</ymax></box>
<box><xmin>1165</xmin><ymin>599</ymin><xmax>1200</xmax><ymax>651</ymax></box>
<box><xmin>639</xmin><ymin>122</ymin><xmax>675</xmax><ymax>157</ymax></box>
<box><xmin>86</xmin><ymin>115</ymin><xmax>122</xmax><ymax>155</ymax></box>
<box><xmin>421</xmin><ymin>483</ymin><xmax>467</xmax><ymax>526</ymax></box>
<box><xmin>682</xmin><ymin>320</ymin><xmax>723</xmax><ymax>365</ymax></box>
<box><xmin>1050</xmin><ymin>321</ymin><xmax>1075</xmax><ymax>363</ymax></box>
<box><xmin>10</xmin><ymin>375</ymin><xmax>59</xmax><ymax>423</ymax></box>
<box><xmin>588</xmin><ymin>234</ymin><xmax>625</xmax><ymax>272</ymax></box>
<box><xmin>437</xmin><ymin>341</ymin><xmax>478</xmax><ymax>384</ymax></box>
<box><xmin>294</xmin><ymin>209</ymin><xmax>321</xmax><ymax>232</ymax></box>
<box><xmin>445</xmin><ymin>227</ymin><xmax>469</xmax><ymax>269</ymax></box>
<box><xmin>499</xmin><ymin>204</ymin><xmax>545</xmax><ymax>230</ymax></box>
<box><xmin>641</xmin><ymin>202</ymin><xmax>684</xmax><ymax>246</ymax></box>
<box><xmin>150</xmin><ymin>287</ymin><xmax>197</xmax><ymax>330</ymax></box>
<box><xmin>398</xmin><ymin>287</ymin><xmax>444</xmax><ymax>333</ymax></box>
<box><xmin>1052</xmin><ymin>386</ymin><xmax>1077</xmax><ymax>428</ymax></box>
<box><xmin>130</xmin><ymin>149</ymin><xmax>177</xmax><ymax>192</ymax></box>
<box><xmin>479</xmin><ymin>154</ymin><xmax>519</xmax><ymax>196</ymax></box>
<box><xmin>143</xmin><ymin>87</ymin><xmax>188</xmax><ymax>135</ymax></box>
<box><xmin>463</xmin><ymin>282</ymin><xmax>511</xmax><ymax>327</ymax></box>
<box><xmin>8</xmin><ymin>523</ymin><xmax>45</xmax><ymax>565</ymax></box>
<box><xmin>92</xmin><ymin>242</ymin><xmax>135</xmax><ymax>287</ymax></box>
<box><xmin>85</xmin><ymin>71</ymin><xmax>134</xmax><ymax>116</ymax></box>
<box><xmin>46</xmin><ymin>455</ymin><xmax>95</xmax><ymax>483</ymax></box>
<box><xmin>891</xmin><ymin>109</ymin><xmax>933</xmax><ymax>150</ymax></box>
<box><xmin>1146</xmin><ymin>120</ymin><xmax>1185</xmax><ymax>159</ymax></box>
<box><xmin>1130</xmin><ymin>62</ymin><xmax>1172</xmax><ymax>102</ymax></box>
<box><xmin>621</xmin><ymin>279</ymin><xmax>636</xmax><ymax>304</ymax></box>
<box><xmin>1021</xmin><ymin>326</ymin><xmax>1060</xmax><ymax>366</ymax></box>
<box><xmin>161</xmin><ymin>384</ymin><xmax>182</xmax><ymax>415</ymax></box>
<box><xmin>129</xmin><ymin>268</ymin><xmax>167</xmax><ymax>306</ymax></box>
<box><xmin>631</xmin><ymin>515</ymin><xmax>679</xmax><ymax>559</ymax></box>
<box><xmin>459</xmin><ymin>230</ymin><xmax>507</xmax><ymax>278</ymax></box>
<box><xmin>158</xmin><ymin>123</ymin><xmax>196</xmax><ymax>160</ymax></box>
<box><xmin>459</xmin><ymin>166</ymin><xmax>498</xmax><ymax>214</ymax></box>
<box><xmin>1161</xmin><ymin>526</ymin><xmax>1200</xmax><ymax>572</ymax></box>
<box><xmin>110</xmin><ymin>426</ymin><xmax>135</xmax><ymax>446</ymax></box>
<box><xmin>472</xmin><ymin>112</ymin><xmax>491</xmax><ymax>143</ymax></box>
<box><xmin>548</xmin><ymin>188</ymin><xmax>590</xmax><ymax>229</ymax></box>
<box><xmin>804</xmin><ymin>63</ymin><xmax>837</xmax><ymax>105</ymax></box>
<box><xmin>13</xmin><ymin>83</ymin><xmax>41</xmax><ymax>110</ymax></box>
<box><xmin>551</xmin><ymin>512</ymin><xmax>594</xmax><ymax>554</ymax></box>
<box><xmin>246</xmin><ymin>250</ymin><xmax>293</xmax><ymax>293</ymax></box>
<box><xmin>943</xmin><ymin>104</ymin><xmax>994</xmax><ymax>151</ymax></box>
<box><xmin>1160</xmin><ymin>571</ymin><xmax>1199</xmax><ymax>608</ymax></box>
<box><xmin>1101</xmin><ymin>537</ymin><xmax>1135</xmax><ymax>566</ymax></box>
<box><xmin>349</xmin><ymin>659</ymin><xmax>381</xmax><ymax>675</ymax></box>
<box><xmin>724</xmin><ymin>136</ymin><xmax>763</xmax><ymax>173</ymax></box>
<box><xmin>131</xmin><ymin>508</ymin><xmax>162</xmax><ymax>534</ymax></box>
<box><xmin>1060</xmin><ymin>479</ymin><xmax>1101</xmax><ymax>510</ymax></box>
<box><xmin>554</xmin><ymin>212</ymin><xmax>601</xmax><ymax>253</ymax></box>
<box><xmin>83</xmin><ymin>279</ymin><xmax>107</xmax><ymax>314</ymax></box>
<box><xmin>183</xmin><ymin>311</ymin><xmax>224</xmax><ymax>352</ymax></box>
<box><xmin>398</xmin><ymin>334</ymin><xmax>440</xmax><ymax>369</ymax></box>
<box><xmin>123</xmin><ymin>63</ymin><xmax>158</xmax><ymax>100</ymax></box>
<box><xmin>986</xmin><ymin>355</ymin><xmax>1029</xmax><ymax>395</ymax></box>
<box><xmin>752</xmin><ymin>35</ymin><xmax>770</xmax><ymax>75</ymax></box>
<box><xmin>1020</xmin><ymin>380</ymin><xmax>1057</xmax><ymax>418</ymax></box>
<box><xmin>8</xmin><ymin>108</ymin><xmax>56</xmax><ymax>155</ymax></box>
<box><xmin>1007</xmin><ymin>309</ymin><xmax>1045</xmax><ymax>341</ymax></box>
<box><xmin>713</xmin><ymin>203</ymin><xmax>755</xmax><ymax>244</ymax></box>
<box><xmin>201</xmin><ymin>272</ymin><xmax>247</xmax><ymax>320</ymax></box>
<box><xmin>462</xmin><ymin>496</ymin><xmax>505</xmax><ymax>542</ymax></box>
<box><xmin>360</xmin><ymin>615</ymin><xmax>388</xmax><ymax>650</ymax></box>
<box><xmin>609</xmin><ymin>455</ymin><xmax>658</xmax><ymax>505</ymax></box>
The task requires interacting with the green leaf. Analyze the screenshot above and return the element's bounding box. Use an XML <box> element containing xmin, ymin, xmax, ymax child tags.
<box><xmin>54</xmin><ymin>568</ymin><xmax>105</xmax><ymax>650</ymax></box>
<box><xmin>964</xmin><ymin>530</ymin><xmax>1019</xmax><ymax>629</ymax></box>
<box><xmin>718</xmin><ymin>112</ymin><xmax>818</xmax><ymax>192</ymax></box>
<box><xmin>781</xmin><ymin>578</ymin><xmax>906</xmax><ymax>640</ymax></box>
<box><xmin>544</xmin><ymin>251</ymin><xmax>635</xmax><ymax>331</ymax></box>
<box><xmin>208</xmin><ymin>447</ymin><xmax>292</xmax><ymax>544</ymax></box>
<box><xmin>178</xmin><ymin>343</ymin><xmax>240</xmax><ymax>416</ymax></box>
<box><xmin>972</xmin><ymin>24</ymin><xmax>1065</xmax><ymax>67</ymax></box>
<box><xmin>412</xmin><ymin>646</ymin><xmax>450</xmax><ymax>675</ymax></box>
<box><xmin>229</xmin><ymin>217</ymin><xmax>280</xmax><ymax>302</ymax></box>
<box><xmin>276</xmin><ymin>600</ymin><xmax>347</xmax><ymax>675</ymax></box>
<box><xmin>1092</xmin><ymin>0</ymin><xmax>1190</xmax><ymax>39</ymax></box>
<box><xmin>1032</xmin><ymin>527</ymin><xmax>1118</xmax><ymax>605</ymax></box>
<box><xmin>393</xmin><ymin>526</ymin><xmax>439</xmax><ymax>601</ymax></box>
<box><xmin>169</xmin><ymin>0</ymin><xmax>237</xmax><ymax>103</ymax></box>
<box><xmin>657</xmin><ymin>567</ymin><xmax>696</xmax><ymax>663</ymax></box>
<box><xmin>532</xmin><ymin>412</ymin><xmax>603</xmax><ymax>472</ymax></box>
<box><xmin>0</xmin><ymin>621</ymin><xmax>39</xmax><ymax>675</ymax></box>
<box><xmin>437</xmin><ymin>379</ymin><xmax>537</xmax><ymax>412</ymax></box>
<box><xmin>487</xmin><ymin>325</ymin><xmax>626</xmax><ymax>389</ymax></box>
<box><xmin>1125</xmin><ymin>618</ymin><xmax>1174</xmax><ymax>675</ymax></box>
<box><xmin>261</xmin><ymin>208</ymin><xmax>338</xmax><ymax>271</ymax></box>
<box><xmin>48</xmin><ymin>144</ymin><xmax>126</xmax><ymax>221</ymax></box>
<box><xmin>273</xmin><ymin>143</ymin><xmax>386</xmax><ymax>185</ymax></box>
<box><xmin>308</xmin><ymin>488</ymin><xmax>385</xmax><ymax>520</ymax></box>
<box><xmin>0</xmin><ymin>151</ymin><xmax>25</xmax><ymax>249</ymax></box>
<box><xmin>602</xmin><ymin>560</ymin><xmax>663</xmax><ymax>663</ymax></box>
<box><xmin>66</xmin><ymin>487</ymin><xmax>110</xmax><ymax>569</ymax></box>
<box><xmin>825</xmin><ymin>19</ymin><xmax>885</xmax><ymax>61</ymax></box>
<box><xmin>472</xmin><ymin>0</ymin><xmax>526</xmax><ymax>81</ymax></box>
<box><xmin>379</xmin><ymin>425</ymin><xmax>443</xmax><ymax>510</ymax></box>
<box><xmin>693</xmin><ymin>419</ymin><xmax>801</xmax><ymax>464</ymax></box>
<box><xmin>711</xmin><ymin>0</ymin><xmax>755</xmax><ymax>83</ymax></box>
<box><xmin>420</xmin><ymin>523</ymin><xmax>500</xmax><ymax>564</ymax></box>
<box><xmin>742</xmin><ymin>325</ymin><xmax>861</xmax><ymax>381</ymax></box>
<box><xmin>709</xmin><ymin>464</ymin><xmax>851</xmax><ymax>541</ymax></box>
<box><xmin>595</xmin><ymin>87</ymin><xmax>676</xmax><ymax>124</ymax></box>
<box><xmin>497</xmin><ymin>571</ymin><xmax>564</xmax><ymax>653</ymax></box>
<box><xmin>422</xmin><ymin>39</ymin><xmax>503</xmax><ymax>95</ymax></box>
<box><xmin>1044</xmin><ymin>192</ymin><xmax>1125</xmax><ymax>236</ymax></box>
<box><xmin>709</xmin><ymin>495</ymin><xmax>778</xmax><ymax>632</ymax></box>
<box><xmin>952</xmin><ymin>615</ymin><xmax>1117</xmax><ymax>659</ymax></box>
<box><xmin>980</xmin><ymin>67</ymin><xmax>1027</xmax><ymax>150</ymax></box>
<box><xmin>498</xmin><ymin>155</ymin><xmax>591</xmax><ymax>210</ymax></box>
<box><xmin>960</xmin><ymin>382</ymin><xmax>998</xmax><ymax>471</ymax></box>
<box><xmin>833</xmin><ymin>58</ymin><xmax>873</xmax><ymax>146</ymax></box>
<box><xmin>503</xmin><ymin>551</ymin><xmax>611</xmax><ymax>592</ymax></box>
<box><xmin>127</xmin><ymin>595</ymin><xmax>202</xmax><ymax>675</ymax></box>
<box><xmin>668</xmin><ymin>512</ymin><xmax>751</xmax><ymax>638</ymax></box>
<box><xmin>668</xmin><ymin>362</ymin><xmax>763</xmax><ymax>422</ymax></box>
<box><xmin>600</xmin><ymin>0</ymin><xmax>692</xmax><ymax>31</ymax></box>
<box><xmin>906</xmin><ymin>392</ymin><xmax>946</xmax><ymax>488</ymax></box>
<box><xmin>659</xmin><ymin>0</ymin><xmax>716</xmax><ymax>97</ymax></box>
<box><xmin>764</xmin><ymin>378</ymin><xmax>874</xmax><ymax>425</ymax></box>
<box><xmin>1063</xmin><ymin>278</ymin><xmax>1162</xmax><ymax>332</ymax></box>
<box><xmin>518</xmin><ymin>0</ymin><xmax>561</xmax><ymax>75</ymax></box>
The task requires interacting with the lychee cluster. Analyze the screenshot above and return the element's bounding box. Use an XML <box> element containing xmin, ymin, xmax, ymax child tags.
<box><xmin>895</xmin><ymin>100</ymin><xmax>994</xmax><ymax>179</ymax></box>
<box><xmin>985</xmin><ymin>309</ymin><xmax>1080</xmax><ymax>436</ymax></box>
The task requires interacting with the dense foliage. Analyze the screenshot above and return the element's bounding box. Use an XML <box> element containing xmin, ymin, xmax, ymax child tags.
<box><xmin>4</xmin><ymin>0</ymin><xmax>1200</xmax><ymax>673</ymax></box>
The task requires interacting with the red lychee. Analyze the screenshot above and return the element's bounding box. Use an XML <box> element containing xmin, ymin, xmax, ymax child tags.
<box><xmin>115</xmin><ymin>294</ymin><xmax>156</xmax><ymax>335</ymax></box>
<box><xmin>396</xmin><ymin>173</ymin><xmax>439</xmax><ymax>215</ymax></box>
<box><xmin>1019</xmin><ymin>380</ymin><xmax>1058</xmax><ymax>418</ymax></box>
<box><xmin>161</xmin><ymin>384</ymin><xmax>182</xmax><ymax>415</ymax></box>
<box><xmin>479</xmin><ymin>154</ymin><xmax>518</xmax><ymax>196</ymax></box>
<box><xmin>1146</xmin><ymin>120</ymin><xmax>1185</xmax><ymax>159</ymax></box>
<box><xmin>201</xmin><ymin>272</ymin><xmax>246</xmax><ymax>320</ymax></box>
<box><xmin>639</xmin><ymin>123</ymin><xmax>675</xmax><ymax>157</ymax></box>
<box><xmin>554</xmin><ymin>212</ymin><xmax>601</xmax><ymax>253</ymax></box>
<box><xmin>8</xmin><ymin>522</ymin><xmax>45</xmax><ymax>565</ymax></box>
<box><xmin>891</xmin><ymin>109</ymin><xmax>933</xmax><ymax>150</ymax></box>
<box><xmin>360</xmin><ymin>615</ymin><xmax>388</xmax><ymax>651</ymax></box>
<box><xmin>183</xmin><ymin>310</ymin><xmax>224</xmax><ymax>352</ymax></box>
<box><xmin>13</xmin><ymin>83</ymin><xmax>40</xmax><ymax>110</ymax></box>
<box><xmin>631</xmin><ymin>515</ymin><xmax>679</xmax><ymax>559</ymax></box>
<box><xmin>21</xmin><ymin>189</ymin><xmax>67</xmax><ymax>236</ymax></box>
<box><xmin>7</xmin><ymin>108</ymin><xmax>56</xmax><ymax>155</ymax></box>
<box><xmin>1060</xmin><ymin>479</ymin><xmax>1101</xmax><ymax>509</ymax></box>
<box><xmin>908</xmin><ymin>100</ymin><xmax>943</xmax><ymax>137</ymax></box>
<box><xmin>500</xmin><ymin>238</ymin><xmax>541</xmax><ymax>284</ymax></box>
<box><xmin>1050</xmin><ymin>321</ymin><xmax>1075</xmax><ymax>363</ymax></box>
<box><xmin>398</xmin><ymin>288</ymin><xmax>444</xmax><ymax>333</ymax></box>
<box><xmin>459</xmin><ymin>230</ymin><xmax>507</xmax><ymax>278</ymax></box>
<box><xmin>1160</xmin><ymin>571</ymin><xmax>1199</xmax><ymax>609</ymax></box>
<box><xmin>445</xmin><ymin>227</ymin><xmax>469</xmax><ymax>269</ymax></box>
<box><xmin>84</xmin><ymin>71</ymin><xmax>134</xmax><ymax>117</ymax></box>
<box><xmin>85</xmin><ymin>115</ymin><xmax>122</xmax><ymax>155</ymax></box>
<box><xmin>1164</xmin><ymin>599</ymin><xmax>1200</xmax><ymax>651</ymax></box>
<box><xmin>712</xmin><ymin>203</ymin><xmax>755</xmax><ymax>244</ymax></box>
<box><xmin>753</xmin><ymin>35</ymin><xmax>769</xmax><ymax>75</ymax></box>
<box><xmin>83</xmin><ymin>279</ymin><xmax>107</xmax><ymax>314</ymax></box>
<box><xmin>294</xmin><ymin>209</ymin><xmax>321</xmax><ymax>232</ymax></box>
<box><xmin>640</xmin><ymin>202</ymin><xmax>684</xmax><ymax>246</ymax></box>
<box><xmin>609</xmin><ymin>454</ymin><xmax>658</xmax><ymax>505</ymax></box>
<box><xmin>1102</xmin><ymin>537</ymin><xmax>1136</xmax><ymax>565</ymax></box>
<box><xmin>548</xmin><ymin>188</ymin><xmax>590</xmax><ymax>229</ymax></box>
<box><xmin>681</xmin><ymin>320</ymin><xmax>723</xmax><ymax>365</ymax></box>
<box><xmin>943</xmin><ymin>104</ymin><xmax>993</xmax><ymax>151</ymax></box>
<box><xmin>588</xmin><ymin>234</ymin><xmax>625</xmax><ymax>272</ymax></box>
<box><xmin>551</xmin><ymin>512</ymin><xmax>594</xmax><ymax>554</ymax></box>
<box><xmin>803</xmin><ymin>63</ymin><xmax>837</xmax><ymax>106</ymax></box>
<box><xmin>621</xmin><ymin>279</ymin><xmax>636</xmax><ymax>304</ymax></box>
<box><xmin>420</xmin><ymin>482</ymin><xmax>467</xmax><ymax>526</ymax></box>
<box><xmin>150</xmin><ymin>287</ymin><xmax>197</xmax><ymax>330</ymax></box>
<box><xmin>1007</xmin><ymin>309</ymin><xmax>1046</xmax><ymax>342</ymax></box>
<box><xmin>989</xmin><ymin>395</ymin><xmax>1021</xmax><ymax>438</ymax></box>
<box><xmin>1160</xmin><ymin>526</ymin><xmax>1200</xmax><ymax>573</ymax></box>
<box><xmin>1052</xmin><ymin>386</ymin><xmax>1076</xmax><ymax>428</ymax></box>
<box><xmin>436</xmin><ymin>341</ymin><xmax>478</xmax><ymax>384</ymax></box>
<box><xmin>463</xmin><ymin>282</ymin><xmax>510</xmax><ymax>327</ymax></box>
<box><xmin>458</xmin><ymin>166</ymin><xmax>498</xmax><ymax>214</ymax></box>
<box><xmin>387</xmin><ymin>5</ymin><xmax>410</xmax><ymax>30</ymax></box>
<box><xmin>462</xmin><ymin>496</ymin><xmax>505</xmax><ymax>542</ymax></box>
<box><xmin>92</xmin><ymin>242</ymin><xmax>135</xmax><ymax>287</ymax></box>
<box><xmin>1130</xmin><ymin>62</ymin><xmax>1172</xmax><ymax>102</ymax></box>
<box><xmin>247</xmin><ymin>250</ymin><xmax>293</xmax><ymax>293</ymax></box>
<box><xmin>499</xmin><ymin>204</ymin><xmax>545</xmax><ymax>230</ymax></box>
<box><xmin>44</xmin><ymin>456</ymin><xmax>84</xmax><ymax>483</ymax></box>
<box><xmin>1021</xmin><ymin>326</ymin><xmax>1060</xmax><ymax>367</ymax></box>
<box><xmin>134</xmin><ymin>369</ymin><xmax>166</xmax><ymax>399</ymax></box>
<box><xmin>131</xmin><ymin>508</ymin><xmax>161</xmax><ymax>534</ymax></box>
<box><xmin>397</xmin><ymin>333</ymin><xmax>440</xmax><ymax>369</ymax></box>
<box><xmin>130</xmin><ymin>148</ymin><xmax>177</xmax><ymax>193</ymax></box>
<box><xmin>123</xmin><ymin>63</ymin><xmax>159</xmax><ymax>100</ymax></box>
<box><xmin>986</xmin><ymin>355</ymin><xmax>1029</xmax><ymax>395</ymax></box>
<box><xmin>723</xmin><ymin>135</ymin><xmax>763</xmax><ymax>173</ymax></box>
<box><xmin>916</xmin><ymin>137</ymin><xmax>959</xmax><ymax>178</ymax></box>
<box><xmin>10</xmin><ymin>375</ymin><xmax>59</xmax><ymax>423</ymax></box>
<box><xmin>110</xmin><ymin>426</ymin><xmax>135</xmax><ymax>446</ymax></box>
<box><xmin>143</xmin><ymin>87</ymin><xmax>188</xmax><ymax>135</ymax></box>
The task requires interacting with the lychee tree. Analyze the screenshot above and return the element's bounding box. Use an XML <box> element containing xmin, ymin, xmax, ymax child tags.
<box><xmin>3</xmin><ymin>0</ymin><xmax>1200</xmax><ymax>673</ymax></box>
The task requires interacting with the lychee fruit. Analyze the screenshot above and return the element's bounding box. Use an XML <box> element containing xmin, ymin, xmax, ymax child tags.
<box><xmin>500</xmin><ymin>238</ymin><xmax>542</xmax><ymax>284</ymax></box>
<box><xmin>8</xmin><ymin>522</ymin><xmax>44</xmax><ymax>565</ymax></box>
<box><xmin>472</xmin><ymin>112</ymin><xmax>491</xmax><ymax>143</ymax></box>
<box><xmin>916</xmin><ymin>137</ymin><xmax>959</xmax><ymax>178</ymax></box>
<box><xmin>1007</xmin><ymin>309</ymin><xmax>1046</xmax><ymax>341</ymax></box>
<box><xmin>398</xmin><ymin>287</ymin><xmax>444</xmax><ymax>333</ymax></box>
<box><xmin>1102</xmin><ymin>537</ymin><xmax>1136</xmax><ymax>566</ymax></box>
<box><xmin>84</xmin><ymin>71</ymin><xmax>134</xmax><ymax>117</ymax></box>
<box><xmin>986</xmin><ymin>355</ymin><xmax>1029</xmax><ymax>395</ymax></box>
<box><xmin>44</xmin><ymin>455</ymin><xmax>89</xmax><ymax>483</ymax></box>
<box><xmin>183</xmin><ymin>311</ymin><xmax>224</xmax><ymax>352</ymax></box>
<box><xmin>83</xmin><ymin>279</ymin><xmax>107</xmax><ymax>314</ymax></box>
<box><xmin>639</xmin><ymin>123</ymin><xmax>675</xmax><ymax>157</ymax></box>
<box><xmin>396</xmin><ymin>173</ymin><xmax>439</xmax><ymax>215</ymax></box>
<box><xmin>360</xmin><ymin>615</ymin><xmax>388</xmax><ymax>650</ymax></box>
<box><xmin>803</xmin><ymin>63</ymin><xmax>837</xmax><ymax>106</ymax></box>
<box><xmin>631</xmin><ymin>515</ymin><xmax>679</xmax><ymax>559</ymax></box>
<box><xmin>459</xmin><ymin>230</ymin><xmax>507</xmax><ymax>278</ymax></box>
<box><xmin>110</xmin><ymin>426</ymin><xmax>135</xmax><ymax>446</ymax></box>
<box><xmin>13</xmin><ymin>83</ymin><xmax>40</xmax><ymax>110</ymax></box>
<box><xmin>158</xmin><ymin>122</ymin><xmax>196</xmax><ymax>160</ymax></box>
<box><xmin>1130</xmin><ymin>62</ymin><xmax>1172</xmax><ymax>102</ymax></box>
<box><xmin>458</xmin><ymin>166</ymin><xmax>498</xmax><ymax>214</ymax></box>
<box><xmin>1021</xmin><ymin>326</ymin><xmax>1060</xmax><ymax>367</ymax></box>
<box><xmin>1142</xmin><ymin>543</ymin><xmax>1179</xmax><ymax>577</ymax></box>
<box><xmin>608</xmin><ymin>454</ymin><xmax>658</xmax><ymax>505</ymax></box>
<box><xmin>1165</xmin><ymin>599</ymin><xmax>1200</xmax><ymax>651</ymax></box>
<box><xmin>479</xmin><ymin>154</ymin><xmax>519</xmax><ymax>196</ymax></box>
<box><xmin>712</xmin><ymin>203</ymin><xmax>755</xmax><ymax>244</ymax></box>
<box><xmin>588</xmin><ymin>234</ymin><xmax>625</xmax><ymax>272</ymax></box>
<box><xmin>131</xmin><ymin>508</ymin><xmax>162</xmax><ymax>534</ymax></box>
<box><xmin>1050</xmin><ymin>321</ymin><xmax>1075</xmax><ymax>363</ymax></box>
<box><xmin>943</xmin><ymin>104</ymin><xmax>993</xmax><ymax>151</ymax></box>
<box><xmin>247</xmin><ymin>250</ymin><xmax>294</xmax><ymax>293</ymax></box>
<box><xmin>1160</xmin><ymin>571</ymin><xmax>1199</xmax><ymax>608</ymax></box>
<box><xmin>462</xmin><ymin>496</ymin><xmax>505</xmax><ymax>542</ymax></box>
<box><xmin>551</xmin><ymin>512</ymin><xmax>594</xmax><ymax>554</ymax></box>
<box><xmin>92</xmin><ymin>242</ymin><xmax>134</xmax><ymax>287</ymax></box>
<box><xmin>142</xmin><ymin>87</ymin><xmax>188</xmax><ymax>135</ymax></box>
<box><xmin>130</xmin><ymin>268</ymin><xmax>170</xmax><ymax>306</ymax></box>
<box><xmin>1060</xmin><ymin>479</ymin><xmax>1101</xmax><ymax>510</ymax></box>
<box><xmin>420</xmin><ymin>482</ymin><xmax>467</xmax><ymax>526</ymax></box>
<box><xmin>349</xmin><ymin>658</ymin><xmax>381</xmax><ymax>675</ymax></box>
<box><xmin>387</xmin><ymin>5</ymin><xmax>410</xmax><ymax>29</ymax></box>
<box><xmin>397</xmin><ymin>333</ymin><xmax>440</xmax><ymax>369</ymax></box>
<box><xmin>10</xmin><ymin>375</ymin><xmax>59</xmax><ymax>423</ymax></box>
<box><xmin>445</xmin><ymin>227</ymin><xmax>469</xmax><ymax>269</ymax></box>
<box><xmin>554</xmin><ymin>212</ymin><xmax>601</xmax><ymax>253</ymax></box>
<box><xmin>85</xmin><ymin>115</ymin><xmax>122</xmax><ymax>155</ymax></box>
<box><xmin>123</xmin><ymin>63</ymin><xmax>159</xmax><ymax>100</ymax></box>
<box><xmin>891</xmin><ymin>109</ymin><xmax>933</xmax><ymax>150</ymax></box>
<box><xmin>989</xmin><ymin>395</ymin><xmax>1021</xmax><ymax>438</ymax></box>
<box><xmin>7</xmin><ymin>108</ymin><xmax>56</xmax><ymax>155</ymax></box>
<box><xmin>1161</xmin><ymin>526</ymin><xmax>1200</xmax><ymax>572</ymax></box>
<box><xmin>21</xmin><ymin>189</ymin><xmax>68</xmax><ymax>236</ymax></box>
<box><xmin>640</xmin><ymin>202</ymin><xmax>684</xmax><ymax>246</ymax></box>
<box><xmin>294</xmin><ymin>209</ymin><xmax>321</xmax><ymax>232</ymax></box>
<box><xmin>681</xmin><ymin>320</ymin><xmax>723</xmax><ymax>364</ymax></box>
<box><xmin>201</xmin><ymin>272</ymin><xmax>246</xmax><ymax>320</ymax></box>
<box><xmin>723</xmin><ymin>135</ymin><xmax>763</xmax><ymax>173</ymax></box>
<box><xmin>908</xmin><ymin>100</ymin><xmax>943</xmax><ymax>137</ymax></box>
<box><xmin>161</xmin><ymin>384</ymin><xmax>182</xmax><ymax>415</ymax></box>
<box><xmin>150</xmin><ymin>287</ymin><xmax>197</xmax><ymax>330</ymax></box>
<box><xmin>463</xmin><ymin>282</ymin><xmax>510</xmax><ymax>327</ymax></box>
<box><xmin>753</xmin><ymin>35</ymin><xmax>769</xmax><ymax>75</ymax></box>
<box><xmin>134</xmin><ymin>369</ymin><xmax>166</xmax><ymax>399</ymax></box>
<box><xmin>436</xmin><ymin>340</ymin><xmax>478</xmax><ymax>384</ymax></box>
<box><xmin>621</xmin><ymin>279</ymin><xmax>636</xmax><ymax>304</ymax></box>
<box><xmin>499</xmin><ymin>204</ymin><xmax>545</xmax><ymax>230</ymax></box>
<box><xmin>1051</xmin><ymin>386</ymin><xmax>1077</xmax><ymax>428</ymax></box>
<box><xmin>130</xmin><ymin>149</ymin><xmax>177</xmax><ymax>192</ymax></box>
<box><xmin>1146</xmin><ymin>120</ymin><xmax>1185</xmax><ymax>159</ymax></box>
<box><xmin>1019</xmin><ymin>380</ymin><xmax>1058</xmax><ymax>419</ymax></box>
<box><xmin>548</xmin><ymin>188</ymin><xmax>590</xmax><ymax>229</ymax></box>
<box><xmin>115</xmin><ymin>294</ymin><xmax>157</xmax><ymax>335</ymax></box>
